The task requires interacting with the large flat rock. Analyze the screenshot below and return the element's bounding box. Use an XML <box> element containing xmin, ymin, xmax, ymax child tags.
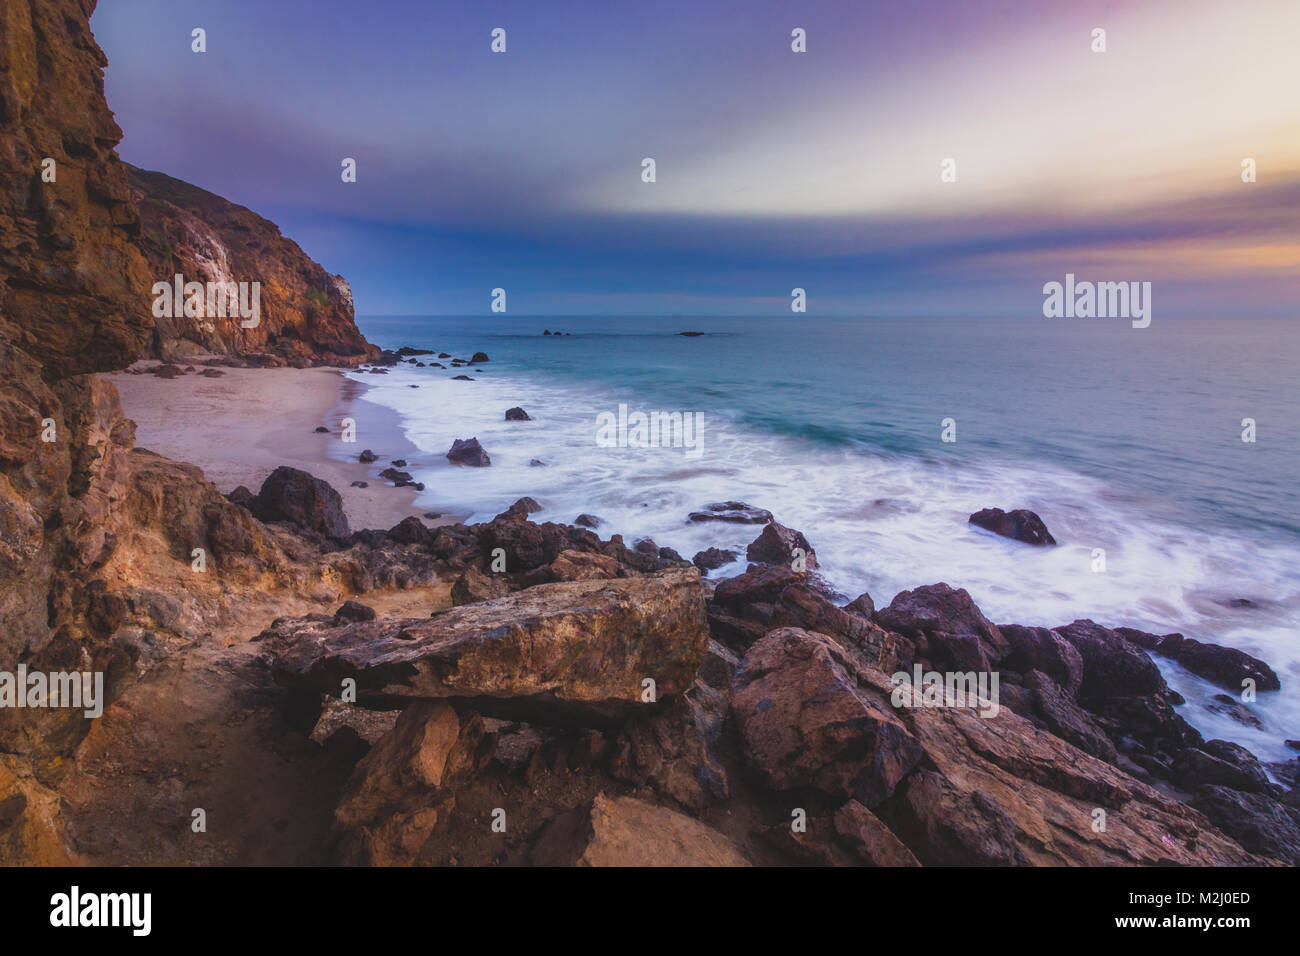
<box><xmin>262</xmin><ymin>568</ymin><xmax>709</xmax><ymax>723</ymax></box>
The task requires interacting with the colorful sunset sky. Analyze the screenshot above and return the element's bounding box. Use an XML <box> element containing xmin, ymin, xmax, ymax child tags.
<box><xmin>92</xmin><ymin>0</ymin><xmax>1300</xmax><ymax>317</ymax></box>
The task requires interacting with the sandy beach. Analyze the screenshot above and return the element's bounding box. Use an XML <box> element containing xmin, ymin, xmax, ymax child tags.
<box><xmin>102</xmin><ymin>364</ymin><xmax>464</xmax><ymax>532</ymax></box>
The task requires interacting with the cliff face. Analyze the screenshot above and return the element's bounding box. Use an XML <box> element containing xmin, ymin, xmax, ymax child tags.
<box><xmin>128</xmin><ymin>166</ymin><xmax>380</xmax><ymax>367</ymax></box>
<box><xmin>0</xmin><ymin>0</ymin><xmax>152</xmax><ymax>379</ymax></box>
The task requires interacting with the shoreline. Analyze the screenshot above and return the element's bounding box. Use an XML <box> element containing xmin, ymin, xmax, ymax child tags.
<box><xmin>103</xmin><ymin>363</ymin><xmax>467</xmax><ymax>532</ymax></box>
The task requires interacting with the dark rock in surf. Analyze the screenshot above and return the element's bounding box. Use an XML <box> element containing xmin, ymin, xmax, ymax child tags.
<box><xmin>968</xmin><ymin>508</ymin><xmax>1056</xmax><ymax>546</ymax></box>
<box><xmin>446</xmin><ymin>437</ymin><xmax>491</xmax><ymax>467</ymax></box>
<box><xmin>688</xmin><ymin>501</ymin><xmax>773</xmax><ymax>525</ymax></box>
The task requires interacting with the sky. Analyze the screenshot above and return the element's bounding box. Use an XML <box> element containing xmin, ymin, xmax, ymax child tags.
<box><xmin>92</xmin><ymin>0</ymin><xmax>1300</xmax><ymax>317</ymax></box>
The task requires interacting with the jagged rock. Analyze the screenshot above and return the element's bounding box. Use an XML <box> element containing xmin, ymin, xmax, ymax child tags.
<box><xmin>386</xmin><ymin>516</ymin><xmax>431</xmax><ymax>546</ymax></box>
<box><xmin>968</xmin><ymin>508</ymin><xmax>1056</xmax><ymax>546</ymax></box>
<box><xmin>1116</xmin><ymin>628</ymin><xmax>1280</xmax><ymax>693</ymax></box>
<box><xmin>610</xmin><ymin>682</ymin><xmax>730</xmax><ymax>812</ymax></box>
<box><xmin>688</xmin><ymin>501</ymin><xmax>773</xmax><ymax>524</ymax></box>
<box><xmin>999</xmin><ymin>624</ymin><xmax>1085</xmax><ymax>698</ymax></box>
<box><xmin>845</xmin><ymin>592</ymin><xmax>875</xmax><ymax>618</ymax></box>
<box><xmin>226</xmin><ymin>485</ymin><xmax>257</xmax><ymax>510</ymax></box>
<box><xmin>698</xmin><ymin>639</ymin><xmax>741</xmax><ymax>691</ymax></box>
<box><xmin>833</xmin><ymin>800</ymin><xmax>920</xmax><ymax>866</ymax></box>
<box><xmin>745</xmin><ymin>522</ymin><xmax>817</xmax><ymax>568</ymax></box>
<box><xmin>1024</xmin><ymin>669</ymin><xmax>1118</xmax><ymax>763</ymax></box>
<box><xmin>769</xmin><ymin>584</ymin><xmax>907</xmax><ymax>672</ymax></box>
<box><xmin>333</xmin><ymin>600</ymin><xmax>376</xmax><ymax>623</ymax></box>
<box><xmin>252</xmin><ymin>466</ymin><xmax>349</xmax><ymax>539</ymax></box>
<box><xmin>548</xmin><ymin>550</ymin><xmax>618</xmax><ymax>582</ymax></box>
<box><xmin>574</xmin><ymin>513</ymin><xmax>602</xmax><ymax>528</ymax></box>
<box><xmin>1192</xmin><ymin>785</ymin><xmax>1300</xmax><ymax>865</ymax></box>
<box><xmin>333</xmin><ymin>701</ymin><xmax>492</xmax><ymax>865</ymax></box>
<box><xmin>505</xmin><ymin>406</ymin><xmax>530</xmax><ymax>421</ymax></box>
<box><xmin>264</xmin><ymin>568</ymin><xmax>709</xmax><ymax>722</ymax></box>
<box><xmin>480</xmin><ymin>518</ymin><xmax>601</xmax><ymax>572</ymax></box>
<box><xmin>1205</xmin><ymin>693</ymin><xmax>1263</xmax><ymax>728</ymax></box>
<box><xmin>446</xmin><ymin>437</ymin><xmax>490</xmax><ymax>466</ymax></box>
<box><xmin>692</xmin><ymin>547</ymin><xmax>737</xmax><ymax>571</ymax></box>
<box><xmin>493</xmin><ymin>497</ymin><xmax>541</xmax><ymax>521</ymax></box>
<box><xmin>450</xmin><ymin>566</ymin><xmax>514</xmax><ymax>606</ymax></box>
<box><xmin>1055</xmin><ymin>620</ymin><xmax>1166</xmax><ymax>700</ymax></box>
<box><xmin>713</xmin><ymin>563</ymin><xmax>799</xmax><ymax>608</ymax></box>
<box><xmin>530</xmin><ymin>793</ymin><xmax>750</xmax><ymax>866</ymax></box>
<box><xmin>1173</xmin><ymin>741</ymin><xmax>1269</xmax><ymax>793</ymax></box>
<box><xmin>875</xmin><ymin>583</ymin><xmax>1008</xmax><ymax>673</ymax></box>
<box><xmin>732</xmin><ymin>628</ymin><xmax>924</xmax><ymax>806</ymax></box>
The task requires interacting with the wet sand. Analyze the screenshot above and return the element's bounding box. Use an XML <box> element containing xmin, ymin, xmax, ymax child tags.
<box><xmin>103</xmin><ymin>363</ymin><xmax>465</xmax><ymax>531</ymax></box>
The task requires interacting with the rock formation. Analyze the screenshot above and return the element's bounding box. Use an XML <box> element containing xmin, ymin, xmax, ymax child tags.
<box><xmin>128</xmin><ymin>165</ymin><xmax>379</xmax><ymax>367</ymax></box>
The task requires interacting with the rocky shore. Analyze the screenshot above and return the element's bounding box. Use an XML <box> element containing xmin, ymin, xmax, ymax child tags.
<box><xmin>0</xmin><ymin>0</ymin><xmax>1293</xmax><ymax>868</ymax></box>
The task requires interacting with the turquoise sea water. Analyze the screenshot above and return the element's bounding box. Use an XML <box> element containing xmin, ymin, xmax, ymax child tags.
<box><xmin>349</xmin><ymin>313</ymin><xmax>1300</xmax><ymax>760</ymax></box>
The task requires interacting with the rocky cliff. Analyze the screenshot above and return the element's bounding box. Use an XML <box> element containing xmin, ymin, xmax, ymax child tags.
<box><xmin>128</xmin><ymin>165</ymin><xmax>380</xmax><ymax>367</ymax></box>
<box><xmin>0</xmin><ymin>0</ymin><xmax>152</xmax><ymax>378</ymax></box>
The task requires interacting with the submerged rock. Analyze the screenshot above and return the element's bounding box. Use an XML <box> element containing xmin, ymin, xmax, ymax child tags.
<box><xmin>446</xmin><ymin>437</ymin><xmax>491</xmax><ymax>467</ymax></box>
<box><xmin>968</xmin><ymin>508</ymin><xmax>1056</xmax><ymax>546</ymax></box>
<box><xmin>688</xmin><ymin>501</ymin><xmax>773</xmax><ymax>524</ymax></box>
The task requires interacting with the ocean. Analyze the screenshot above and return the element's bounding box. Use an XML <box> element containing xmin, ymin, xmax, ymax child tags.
<box><xmin>344</xmin><ymin>314</ymin><xmax>1300</xmax><ymax>762</ymax></box>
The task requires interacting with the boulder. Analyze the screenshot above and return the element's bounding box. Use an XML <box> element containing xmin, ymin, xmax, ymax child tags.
<box><xmin>1192</xmin><ymin>785</ymin><xmax>1300</xmax><ymax>865</ymax></box>
<box><xmin>446</xmin><ymin>437</ymin><xmax>490</xmax><ymax>467</ymax></box>
<box><xmin>745</xmin><ymin>522</ymin><xmax>817</xmax><ymax>569</ymax></box>
<box><xmin>688</xmin><ymin>501</ymin><xmax>773</xmax><ymax>524</ymax></box>
<box><xmin>252</xmin><ymin>466</ymin><xmax>349</xmax><ymax>539</ymax></box>
<box><xmin>470</xmin><ymin>352</ymin><xmax>490</xmax><ymax>363</ymax></box>
<box><xmin>999</xmin><ymin>624</ymin><xmax>1084</xmax><ymax>698</ymax></box>
<box><xmin>968</xmin><ymin>508</ymin><xmax>1056</xmax><ymax>546</ymax></box>
<box><xmin>574</xmin><ymin>513</ymin><xmax>602</xmax><ymax>528</ymax></box>
<box><xmin>1116</xmin><ymin>628</ymin><xmax>1280</xmax><ymax>693</ymax></box>
<box><xmin>333</xmin><ymin>600</ymin><xmax>376</xmax><ymax>623</ymax></box>
<box><xmin>731</xmin><ymin>628</ymin><xmax>924</xmax><ymax>806</ymax></box>
<box><xmin>450</xmin><ymin>566</ymin><xmax>514</xmax><ymax>606</ymax></box>
<box><xmin>1054</xmin><ymin>620</ymin><xmax>1166</xmax><ymax>701</ymax></box>
<box><xmin>875</xmin><ymin>583</ymin><xmax>1008</xmax><ymax>673</ymax></box>
<box><xmin>504</xmin><ymin>406</ymin><xmax>531</xmax><ymax>421</ymax></box>
<box><xmin>264</xmin><ymin>568</ymin><xmax>709</xmax><ymax>723</ymax></box>
<box><xmin>844</xmin><ymin>592</ymin><xmax>875</xmax><ymax>619</ymax></box>
<box><xmin>692</xmin><ymin>547</ymin><xmax>737</xmax><ymax>571</ymax></box>
<box><xmin>493</xmin><ymin>497</ymin><xmax>541</xmax><ymax>521</ymax></box>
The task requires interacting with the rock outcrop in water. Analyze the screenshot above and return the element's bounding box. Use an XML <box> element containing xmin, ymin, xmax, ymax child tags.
<box><xmin>969</xmin><ymin>507</ymin><xmax>1057</xmax><ymax>546</ymax></box>
<box><xmin>128</xmin><ymin>165</ymin><xmax>380</xmax><ymax>367</ymax></box>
